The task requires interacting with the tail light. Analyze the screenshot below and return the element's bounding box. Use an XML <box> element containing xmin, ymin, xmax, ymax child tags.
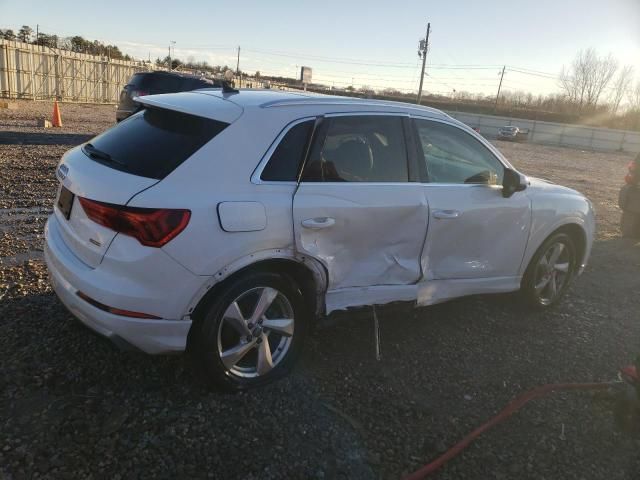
<box><xmin>78</xmin><ymin>197</ymin><xmax>190</xmax><ymax>247</ymax></box>
<box><xmin>131</xmin><ymin>90</ymin><xmax>148</xmax><ymax>98</ymax></box>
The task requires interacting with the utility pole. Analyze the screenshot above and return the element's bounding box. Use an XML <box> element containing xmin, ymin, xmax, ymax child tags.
<box><xmin>236</xmin><ymin>46</ymin><xmax>241</xmax><ymax>88</ymax></box>
<box><xmin>494</xmin><ymin>65</ymin><xmax>506</xmax><ymax>112</ymax></box>
<box><xmin>168</xmin><ymin>41</ymin><xmax>175</xmax><ymax>70</ymax></box>
<box><xmin>416</xmin><ymin>22</ymin><xmax>431</xmax><ymax>105</ymax></box>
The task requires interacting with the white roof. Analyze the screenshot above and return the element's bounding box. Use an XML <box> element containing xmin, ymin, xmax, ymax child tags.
<box><xmin>138</xmin><ymin>88</ymin><xmax>452</xmax><ymax>122</ymax></box>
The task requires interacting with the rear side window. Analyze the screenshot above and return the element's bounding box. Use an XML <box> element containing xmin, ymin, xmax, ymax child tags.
<box><xmin>261</xmin><ymin>120</ymin><xmax>314</xmax><ymax>181</ymax></box>
<box><xmin>302</xmin><ymin>116</ymin><xmax>409</xmax><ymax>182</ymax></box>
<box><xmin>85</xmin><ymin>108</ymin><xmax>228</xmax><ymax>179</ymax></box>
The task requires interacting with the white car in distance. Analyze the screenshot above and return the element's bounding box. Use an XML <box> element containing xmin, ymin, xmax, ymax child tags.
<box><xmin>45</xmin><ymin>89</ymin><xmax>595</xmax><ymax>390</ymax></box>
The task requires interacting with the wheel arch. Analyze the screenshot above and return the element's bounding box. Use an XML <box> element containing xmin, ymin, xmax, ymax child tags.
<box><xmin>554</xmin><ymin>223</ymin><xmax>587</xmax><ymax>266</ymax></box>
<box><xmin>521</xmin><ymin>221</ymin><xmax>588</xmax><ymax>281</ymax></box>
<box><xmin>188</xmin><ymin>252</ymin><xmax>328</xmax><ymax>329</ymax></box>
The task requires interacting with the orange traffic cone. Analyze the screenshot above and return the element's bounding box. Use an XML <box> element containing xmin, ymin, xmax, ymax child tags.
<box><xmin>52</xmin><ymin>100</ymin><xmax>62</xmax><ymax>127</ymax></box>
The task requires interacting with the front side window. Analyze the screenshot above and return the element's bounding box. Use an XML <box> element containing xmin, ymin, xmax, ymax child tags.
<box><xmin>414</xmin><ymin>119</ymin><xmax>504</xmax><ymax>185</ymax></box>
<box><xmin>261</xmin><ymin>120</ymin><xmax>314</xmax><ymax>181</ymax></box>
<box><xmin>302</xmin><ymin>116</ymin><xmax>409</xmax><ymax>182</ymax></box>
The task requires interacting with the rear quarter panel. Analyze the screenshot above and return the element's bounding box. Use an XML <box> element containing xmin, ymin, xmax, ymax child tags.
<box><xmin>127</xmin><ymin>108</ymin><xmax>299</xmax><ymax>277</ymax></box>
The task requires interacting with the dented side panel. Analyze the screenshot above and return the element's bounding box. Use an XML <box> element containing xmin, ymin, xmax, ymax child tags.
<box><xmin>420</xmin><ymin>185</ymin><xmax>531</xmax><ymax>280</ymax></box>
<box><xmin>293</xmin><ymin>183</ymin><xmax>429</xmax><ymax>290</ymax></box>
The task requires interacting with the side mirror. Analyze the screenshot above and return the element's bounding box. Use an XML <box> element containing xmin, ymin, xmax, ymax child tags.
<box><xmin>502</xmin><ymin>168</ymin><xmax>528</xmax><ymax>198</ymax></box>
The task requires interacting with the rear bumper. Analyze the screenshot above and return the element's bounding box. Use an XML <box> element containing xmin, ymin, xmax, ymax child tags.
<box><xmin>44</xmin><ymin>215</ymin><xmax>196</xmax><ymax>354</ymax></box>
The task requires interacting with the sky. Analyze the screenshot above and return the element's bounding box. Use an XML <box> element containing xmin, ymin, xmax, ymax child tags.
<box><xmin>2</xmin><ymin>0</ymin><xmax>639</xmax><ymax>97</ymax></box>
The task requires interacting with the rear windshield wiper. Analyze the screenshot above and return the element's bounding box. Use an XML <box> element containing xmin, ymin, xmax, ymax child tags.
<box><xmin>83</xmin><ymin>143</ymin><xmax>126</xmax><ymax>167</ymax></box>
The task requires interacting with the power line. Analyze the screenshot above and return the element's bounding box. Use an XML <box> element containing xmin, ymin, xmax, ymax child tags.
<box><xmin>507</xmin><ymin>68</ymin><xmax>557</xmax><ymax>79</ymax></box>
<box><xmin>507</xmin><ymin>65</ymin><xmax>558</xmax><ymax>77</ymax></box>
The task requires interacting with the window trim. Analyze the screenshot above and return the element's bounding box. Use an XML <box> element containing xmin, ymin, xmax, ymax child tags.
<box><xmin>299</xmin><ymin>112</ymin><xmax>415</xmax><ymax>185</ymax></box>
<box><xmin>411</xmin><ymin>116</ymin><xmax>510</xmax><ymax>186</ymax></box>
<box><xmin>251</xmin><ymin>116</ymin><xmax>317</xmax><ymax>185</ymax></box>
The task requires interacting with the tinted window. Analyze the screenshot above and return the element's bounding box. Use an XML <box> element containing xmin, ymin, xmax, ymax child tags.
<box><xmin>261</xmin><ymin>120</ymin><xmax>314</xmax><ymax>181</ymax></box>
<box><xmin>183</xmin><ymin>78</ymin><xmax>213</xmax><ymax>91</ymax></box>
<box><xmin>86</xmin><ymin>107</ymin><xmax>228</xmax><ymax>179</ymax></box>
<box><xmin>302</xmin><ymin>116</ymin><xmax>408</xmax><ymax>182</ymax></box>
<box><xmin>129</xmin><ymin>73</ymin><xmax>182</xmax><ymax>92</ymax></box>
<box><xmin>414</xmin><ymin>120</ymin><xmax>504</xmax><ymax>184</ymax></box>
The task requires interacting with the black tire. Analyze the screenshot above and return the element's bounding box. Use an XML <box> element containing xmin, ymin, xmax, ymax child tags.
<box><xmin>190</xmin><ymin>271</ymin><xmax>310</xmax><ymax>391</ymax></box>
<box><xmin>520</xmin><ymin>232</ymin><xmax>577</xmax><ymax>309</ymax></box>
<box><xmin>621</xmin><ymin>211</ymin><xmax>640</xmax><ymax>239</ymax></box>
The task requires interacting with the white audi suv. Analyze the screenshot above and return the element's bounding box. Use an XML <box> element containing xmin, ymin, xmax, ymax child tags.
<box><xmin>45</xmin><ymin>89</ymin><xmax>595</xmax><ymax>389</ymax></box>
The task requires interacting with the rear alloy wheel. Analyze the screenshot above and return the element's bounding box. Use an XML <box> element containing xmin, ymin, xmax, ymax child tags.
<box><xmin>521</xmin><ymin>233</ymin><xmax>577</xmax><ymax>308</ymax></box>
<box><xmin>192</xmin><ymin>272</ymin><xmax>309</xmax><ymax>390</ymax></box>
<box><xmin>218</xmin><ymin>287</ymin><xmax>294</xmax><ymax>378</ymax></box>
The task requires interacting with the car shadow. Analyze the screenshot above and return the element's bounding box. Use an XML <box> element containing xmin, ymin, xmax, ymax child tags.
<box><xmin>0</xmin><ymin>131</ymin><xmax>93</xmax><ymax>146</ymax></box>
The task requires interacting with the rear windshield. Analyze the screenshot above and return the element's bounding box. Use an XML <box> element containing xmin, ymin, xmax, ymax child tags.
<box><xmin>84</xmin><ymin>107</ymin><xmax>228</xmax><ymax>179</ymax></box>
<box><xmin>129</xmin><ymin>73</ymin><xmax>183</xmax><ymax>92</ymax></box>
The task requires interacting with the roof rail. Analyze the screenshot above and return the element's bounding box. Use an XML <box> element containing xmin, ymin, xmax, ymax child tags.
<box><xmin>260</xmin><ymin>97</ymin><xmax>447</xmax><ymax>116</ymax></box>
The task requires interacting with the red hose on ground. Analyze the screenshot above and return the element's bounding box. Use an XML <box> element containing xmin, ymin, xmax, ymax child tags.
<box><xmin>404</xmin><ymin>382</ymin><xmax>616</xmax><ymax>480</ymax></box>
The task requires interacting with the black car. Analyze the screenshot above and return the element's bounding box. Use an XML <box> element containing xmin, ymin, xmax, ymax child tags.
<box><xmin>619</xmin><ymin>153</ymin><xmax>640</xmax><ymax>238</ymax></box>
<box><xmin>116</xmin><ymin>71</ymin><xmax>221</xmax><ymax>122</ymax></box>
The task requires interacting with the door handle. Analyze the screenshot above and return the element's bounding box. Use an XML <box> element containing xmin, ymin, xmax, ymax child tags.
<box><xmin>433</xmin><ymin>209</ymin><xmax>462</xmax><ymax>219</ymax></box>
<box><xmin>301</xmin><ymin>217</ymin><xmax>336</xmax><ymax>229</ymax></box>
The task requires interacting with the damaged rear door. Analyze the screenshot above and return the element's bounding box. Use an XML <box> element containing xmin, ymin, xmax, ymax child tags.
<box><xmin>293</xmin><ymin>114</ymin><xmax>429</xmax><ymax>290</ymax></box>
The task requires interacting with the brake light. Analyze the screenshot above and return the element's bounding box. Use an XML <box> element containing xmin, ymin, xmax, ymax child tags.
<box><xmin>76</xmin><ymin>291</ymin><xmax>161</xmax><ymax>319</ymax></box>
<box><xmin>78</xmin><ymin>197</ymin><xmax>190</xmax><ymax>247</ymax></box>
<box><xmin>131</xmin><ymin>90</ymin><xmax>148</xmax><ymax>98</ymax></box>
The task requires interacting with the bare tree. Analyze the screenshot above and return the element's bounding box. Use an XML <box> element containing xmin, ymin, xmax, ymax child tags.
<box><xmin>628</xmin><ymin>81</ymin><xmax>640</xmax><ymax>111</ymax></box>
<box><xmin>359</xmin><ymin>85</ymin><xmax>375</xmax><ymax>96</ymax></box>
<box><xmin>610</xmin><ymin>66</ymin><xmax>635</xmax><ymax>113</ymax></box>
<box><xmin>58</xmin><ymin>37</ymin><xmax>73</xmax><ymax>51</ymax></box>
<box><xmin>559</xmin><ymin>48</ymin><xmax>618</xmax><ymax>111</ymax></box>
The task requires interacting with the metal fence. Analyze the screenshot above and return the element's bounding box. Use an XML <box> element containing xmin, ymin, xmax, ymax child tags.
<box><xmin>446</xmin><ymin>111</ymin><xmax>640</xmax><ymax>154</ymax></box>
<box><xmin>2</xmin><ymin>38</ymin><xmax>639</xmax><ymax>154</ymax></box>
<box><xmin>0</xmin><ymin>39</ymin><xmax>149</xmax><ymax>103</ymax></box>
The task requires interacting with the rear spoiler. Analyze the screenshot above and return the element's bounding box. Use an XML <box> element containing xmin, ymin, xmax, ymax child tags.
<box><xmin>136</xmin><ymin>91</ymin><xmax>243</xmax><ymax>123</ymax></box>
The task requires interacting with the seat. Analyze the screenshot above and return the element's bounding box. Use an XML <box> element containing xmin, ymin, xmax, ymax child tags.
<box><xmin>325</xmin><ymin>139</ymin><xmax>373</xmax><ymax>182</ymax></box>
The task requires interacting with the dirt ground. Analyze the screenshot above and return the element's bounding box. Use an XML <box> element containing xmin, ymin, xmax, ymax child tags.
<box><xmin>1</xmin><ymin>100</ymin><xmax>639</xmax><ymax>480</ymax></box>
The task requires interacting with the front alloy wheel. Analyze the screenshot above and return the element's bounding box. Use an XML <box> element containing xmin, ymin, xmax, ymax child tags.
<box><xmin>532</xmin><ymin>242</ymin><xmax>572</xmax><ymax>306</ymax></box>
<box><xmin>521</xmin><ymin>232</ymin><xmax>577</xmax><ymax>308</ymax></box>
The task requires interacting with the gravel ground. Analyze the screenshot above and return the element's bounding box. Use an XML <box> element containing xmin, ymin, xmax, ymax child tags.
<box><xmin>1</xmin><ymin>100</ymin><xmax>639</xmax><ymax>480</ymax></box>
